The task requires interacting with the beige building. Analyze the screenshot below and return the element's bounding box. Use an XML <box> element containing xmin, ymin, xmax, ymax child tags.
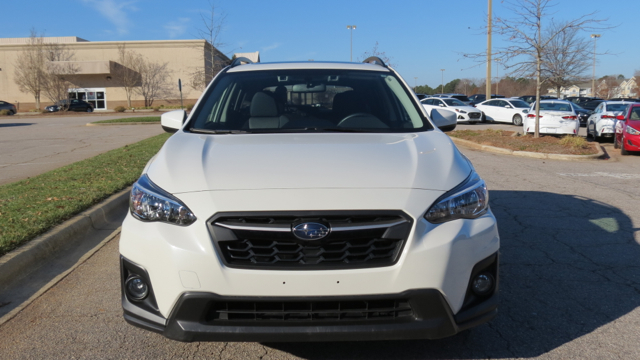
<box><xmin>0</xmin><ymin>36</ymin><xmax>230</xmax><ymax>111</ymax></box>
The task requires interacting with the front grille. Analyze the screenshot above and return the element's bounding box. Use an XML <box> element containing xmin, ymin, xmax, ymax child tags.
<box><xmin>205</xmin><ymin>298</ymin><xmax>413</xmax><ymax>322</ymax></box>
<box><xmin>469</xmin><ymin>112</ymin><xmax>481</xmax><ymax>119</ymax></box>
<box><xmin>208</xmin><ymin>211</ymin><xmax>412</xmax><ymax>270</ymax></box>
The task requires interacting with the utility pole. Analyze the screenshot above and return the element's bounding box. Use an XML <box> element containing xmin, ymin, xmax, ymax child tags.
<box><xmin>440</xmin><ymin>69</ymin><xmax>445</xmax><ymax>93</ymax></box>
<box><xmin>591</xmin><ymin>34</ymin><xmax>601</xmax><ymax>97</ymax></box>
<box><xmin>486</xmin><ymin>0</ymin><xmax>492</xmax><ymax>99</ymax></box>
<box><xmin>347</xmin><ymin>25</ymin><xmax>356</xmax><ymax>62</ymax></box>
<box><xmin>495</xmin><ymin>58</ymin><xmax>501</xmax><ymax>95</ymax></box>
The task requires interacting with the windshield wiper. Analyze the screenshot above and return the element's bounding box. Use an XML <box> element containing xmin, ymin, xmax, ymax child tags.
<box><xmin>189</xmin><ymin>128</ymin><xmax>249</xmax><ymax>134</ymax></box>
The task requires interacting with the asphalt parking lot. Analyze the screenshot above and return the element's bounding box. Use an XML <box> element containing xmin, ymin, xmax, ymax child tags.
<box><xmin>0</xmin><ymin>119</ymin><xmax>639</xmax><ymax>359</ymax></box>
<box><xmin>0</xmin><ymin>114</ymin><xmax>164</xmax><ymax>185</ymax></box>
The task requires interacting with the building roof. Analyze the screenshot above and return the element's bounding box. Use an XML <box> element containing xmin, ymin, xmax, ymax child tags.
<box><xmin>0</xmin><ymin>36</ymin><xmax>89</xmax><ymax>44</ymax></box>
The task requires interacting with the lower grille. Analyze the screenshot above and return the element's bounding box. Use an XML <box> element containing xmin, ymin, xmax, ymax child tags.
<box><xmin>205</xmin><ymin>299</ymin><xmax>413</xmax><ymax>322</ymax></box>
<box><xmin>208</xmin><ymin>211</ymin><xmax>413</xmax><ymax>270</ymax></box>
<box><xmin>469</xmin><ymin>112</ymin><xmax>481</xmax><ymax>119</ymax></box>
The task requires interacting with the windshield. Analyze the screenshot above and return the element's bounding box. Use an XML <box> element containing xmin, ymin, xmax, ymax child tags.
<box><xmin>537</xmin><ymin>102</ymin><xmax>573</xmax><ymax>112</ymax></box>
<box><xmin>188</xmin><ymin>69</ymin><xmax>431</xmax><ymax>133</ymax></box>
<box><xmin>607</xmin><ymin>104</ymin><xmax>630</xmax><ymax>112</ymax></box>
<box><xmin>509</xmin><ymin>100</ymin><xmax>530</xmax><ymax>108</ymax></box>
<box><xmin>443</xmin><ymin>99</ymin><xmax>465</xmax><ymax>106</ymax></box>
<box><xmin>451</xmin><ymin>95</ymin><xmax>470</xmax><ymax>102</ymax></box>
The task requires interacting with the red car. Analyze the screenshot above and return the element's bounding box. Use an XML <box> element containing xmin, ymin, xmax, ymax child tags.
<box><xmin>614</xmin><ymin>104</ymin><xmax>640</xmax><ymax>155</ymax></box>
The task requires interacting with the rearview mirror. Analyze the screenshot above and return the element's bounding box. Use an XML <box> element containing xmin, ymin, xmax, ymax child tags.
<box><xmin>292</xmin><ymin>83</ymin><xmax>326</xmax><ymax>92</ymax></box>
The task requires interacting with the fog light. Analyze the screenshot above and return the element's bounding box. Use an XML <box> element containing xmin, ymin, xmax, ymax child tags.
<box><xmin>125</xmin><ymin>275</ymin><xmax>149</xmax><ymax>301</ymax></box>
<box><xmin>471</xmin><ymin>273</ymin><xmax>495</xmax><ymax>296</ymax></box>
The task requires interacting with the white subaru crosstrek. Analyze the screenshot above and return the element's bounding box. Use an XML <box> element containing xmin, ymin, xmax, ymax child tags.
<box><xmin>120</xmin><ymin>57</ymin><xmax>500</xmax><ymax>342</ymax></box>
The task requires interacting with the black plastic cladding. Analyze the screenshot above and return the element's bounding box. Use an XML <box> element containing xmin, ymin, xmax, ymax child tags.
<box><xmin>206</xmin><ymin>210</ymin><xmax>413</xmax><ymax>270</ymax></box>
<box><xmin>120</xmin><ymin>256</ymin><xmax>162</xmax><ymax>317</ymax></box>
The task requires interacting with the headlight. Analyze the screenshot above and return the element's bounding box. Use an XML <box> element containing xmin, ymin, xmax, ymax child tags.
<box><xmin>454</xmin><ymin>108</ymin><xmax>467</xmax><ymax>114</ymax></box>
<box><xmin>129</xmin><ymin>174</ymin><xmax>197</xmax><ymax>225</ymax></box>
<box><xmin>626</xmin><ymin>126</ymin><xmax>640</xmax><ymax>135</ymax></box>
<box><xmin>425</xmin><ymin>171</ymin><xmax>489</xmax><ymax>224</ymax></box>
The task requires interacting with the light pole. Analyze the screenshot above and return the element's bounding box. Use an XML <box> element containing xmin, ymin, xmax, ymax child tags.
<box><xmin>591</xmin><ymin>34</ymin><xmax>601</xmax><ymax>97</ymax></box>
<box><xmin>440</xmin><ymin>69</ymin><xmax>445</xmax><ymax>93</ymax></box>
<box><xmin>486</xmin><ymin>0</ymin><xmax>492</xmax><ymax>99</ymax></box>
<box><xmin>347</xmin><ymin>25</ymin><xmax>356</xmax><ymax>62</ymax></box>
<box><xmin>495</xmin><ymin>58</ymin><xmax>501</xmax><ymax>95</ymax></box>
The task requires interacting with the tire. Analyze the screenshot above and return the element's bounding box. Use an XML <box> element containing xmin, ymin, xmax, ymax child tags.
<box><xmin>512</xmin><ymin>114</ymin><xmax>523</xmax><ymax>126</ymax></box>
<box><xmin>621</xmin><ymin>139</ymin><xmax>629</xmax><ymax>155</ymax></box>
<box><xmin>480</xmin><ymin>113</ymin><xmax>487</xmax><ymax>123</ymax></box>
<box><xmin>9</xmin><ymin>110</ymin><xmax>15</xmax><ymax>115</ymax></box>
<box><xmin>86</xmin><ymin>107</ymin><xmax>93</xmax><ymax>113</ymax></box>
<box><xmin>614</xmin><ymin>136</ymin><xmax>620</xmax><ymax>149</ymax></box>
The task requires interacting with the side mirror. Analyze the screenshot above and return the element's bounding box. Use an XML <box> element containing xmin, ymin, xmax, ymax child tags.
<box><xmin>161</xmin><ymin>110</ymin><xmax>187</xmax><ymax>133</ymax></box>
<box><xmin>439</xmin><ymin>103</ymin><xmax>445</xmax><ymax>107</ymax></box>
<box><xmin>430</xmin><ymin>108</ymin><xmax>457</xmax><ymax>132</ymax></box>
<box><xmin>505</xmin><ymin>105</ymin><xmax>512</xmax><ymax>108</ymax></box>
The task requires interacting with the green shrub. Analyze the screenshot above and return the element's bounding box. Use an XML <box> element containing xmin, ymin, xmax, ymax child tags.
<box><xmin>153</xmin><ymin>106</ymin><xmax>161</xmax><ymax>111</ymax></box>
<box><xmin>559</xmin><ymin>135</ymin><xmax>589</xmax><ymax>149</ymax></box>
<box><xmin>114</xmin><ymin>106</ymin><xmax>126</xmax><ymax>112</ymax></box>
<box><xmin>0</xmin><ymin>109</ymin><xmax>11</xmax><ymax>116</ymax></box>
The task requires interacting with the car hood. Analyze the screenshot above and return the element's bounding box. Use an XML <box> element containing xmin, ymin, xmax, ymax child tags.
<box><xmin>448</xmin><ymin>105</ymin><xmax>479</xmax><ymax>113</ymax></box>
<box><xmin>146</xmin><ymin>131</ymin><xmax>472</xmax><ymax>194</ymax></box>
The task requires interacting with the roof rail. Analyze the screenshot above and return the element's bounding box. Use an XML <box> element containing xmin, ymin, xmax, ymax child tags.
<box><xmin>362</xmin><ymin>56</ymin><xmax>387</xmax><ymax>68</ymax></box>
<box><xmin>230</xmin><ymin>57</ymin><xmax>254</xmax><ymax>68</ymax></box>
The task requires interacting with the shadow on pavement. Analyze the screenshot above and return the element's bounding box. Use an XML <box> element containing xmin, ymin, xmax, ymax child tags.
<box><xmin>266</xmin><ymin>191</ymin><xmax>640</xmax><ymax>359</ymax></box>
<box><xmin>0</xmin><ymin>123</ymin><xmax>34</xmax><ymax>128</ymax></box>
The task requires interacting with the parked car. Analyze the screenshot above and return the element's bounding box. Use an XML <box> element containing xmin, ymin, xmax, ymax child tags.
<box><xmin>565</xmin><ymin>97</ymin><xmax>602</xmax><ymax>106</ymax></box>
<box><xmin>524</xmin><ymin>100</ymin><xmax>580</xmax><ymax>135</ymax></box>
<box><xmin>421</xmin><ymin>97</ymin><xmax>483</xmax><ymax>123</ymax></box>
<box><xmin>474</xmin><ymin>98</ymin><xmax>530</xmax><ymax>126</ymax></box>
<box><xmin>468</xmin><ymin>94</ymin><xmax>505</xmax><ymax>106</ymax></box>
<box><xmin>581</xmin><ymin>99</ymin><xmax>606</xmax><ymax>111</ymax></box>
<box><xmin>432</xmin><ymin>93</ymin><xmax>472</xmax><ymax>105</ymax></box>
<box><xmin>586</xmin><ymin>101</ymin><xmax>633</xmax><ymax>141</ymax></box>
<box><xmin>518</xmin><ymin>95</ymin><xmax>557</xmax><ymax>104</ymax></box>
<box><xmin>119</xmin><ymin>57</ymin><xmax>500</xmax><ymax>342</ymax></box>
<box><xmin>0</xmin><ymin>100</ymin><xmax>17</xmax><ymax>115</ymax></box>
<box><xmin>568</xmin><ymin>102</ymin><xmax>592</xmax><ymax>127</ymax></box>
<box><xmin>614</xmin><ymin>103</ymin><xmax>640</xmax><ymax>155</ymax></box>
<box><xmin>45</xmin><ymin>99</ymin><xmax>94</xmax><ymax>112</ymax></box>
<box><xmin>415</xmin><ymin>93</ymin><xmax>429</xmax><ymax>100</ymax></box>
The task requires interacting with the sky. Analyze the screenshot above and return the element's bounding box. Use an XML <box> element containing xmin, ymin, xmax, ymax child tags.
<box><xmin>1</xmin><ymin>0</ymin><xmax>637</xmax><ymax>88</ymax></box>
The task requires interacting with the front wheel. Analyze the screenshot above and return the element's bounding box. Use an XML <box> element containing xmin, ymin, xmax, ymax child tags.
<box><xmin>512</xmin><ymin>114</ymin><xmax>523</xmax><ymax>126</ymax></box>
<box><xmin>86</xmin><ymin>107</ymin><xmax>93</xmax><ymax>113</ymax></box>
<box><xmin>621</xmin><ymin>138</ymin><xmax>629</xmax><ymax>155</ymax></box>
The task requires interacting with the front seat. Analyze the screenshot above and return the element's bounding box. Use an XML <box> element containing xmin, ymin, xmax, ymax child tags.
<box><xmin>248</xmin><ymin>92</ymin><xmax>289</xmax><ymax>129</ymax></box>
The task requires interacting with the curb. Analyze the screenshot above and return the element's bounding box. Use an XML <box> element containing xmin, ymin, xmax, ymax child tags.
<box><xmin>450</xmin><ymin>137</ymin><xmax>604</xmax><ymax>161</ymax></box>
<box><xmin>86</xmin><ymin>122</ymin><xmax>160</xmax><ymax>126</ymax></box>
<box><xmin>0</xmin><ymin>187</ymin><xmax>130</xmax><ymax>287</ymax></box>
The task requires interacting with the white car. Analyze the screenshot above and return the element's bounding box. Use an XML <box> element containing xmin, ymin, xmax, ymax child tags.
<box><xmin>421</xmin><ymin>97</ymin><xmax>483</xmax><ymax>124</ymax></box>
<box><xmin>523</xmin><ymin>100</ymin><xmax>580</xmax><ymax>135</ymax></box>
<box><xmin>120</xmin><ymin>57</ymin><xmax>500</xmax><ymax>342</ymax></box>
<box><xmin>475</xmin><ymin>98</ymin><xmax>530</xmax><ymax>126</ymax></box>
<box><xmin>586</xmin><ymin>101</ymin><xmax>632</xmax><ymax>141</ymax></box>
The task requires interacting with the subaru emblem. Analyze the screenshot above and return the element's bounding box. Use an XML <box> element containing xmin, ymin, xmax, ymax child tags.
<box><xmin>292</xmin><ymin>222</ymin><xmax>330</xmax><ymax>240</ymax></box>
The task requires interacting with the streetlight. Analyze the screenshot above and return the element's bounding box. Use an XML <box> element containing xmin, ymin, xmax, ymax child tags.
<box><xmin>495</xmin><ymin>58</ymin><xmax>501</xmax><ymax>95</ymax></box>
<box><xmin>347</xmin><ymin>25</ymin><xmax>356</xmax><ymax>62</ymax></box>
<box><xmin>440</xmin><ymin>69</ymin><xmax>445</xmax><ymax>93</ymax></box>
<box><xmin>591</xmin><ymin>34</ymin><xmax>601</xmax><ymax>97</ymax></box>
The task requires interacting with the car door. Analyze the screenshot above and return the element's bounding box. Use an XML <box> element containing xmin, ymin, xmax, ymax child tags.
<box><xmin>477</xmin><ymin>100</ymin><xmax>498</xmax><ymax>121</ymax></box>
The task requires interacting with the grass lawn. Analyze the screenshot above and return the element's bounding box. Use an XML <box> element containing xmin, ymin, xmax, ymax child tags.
<box><xmin>449</xmin><ymin>129</ymin><xmax>599</xmax><ymax>155</ymax></box>
<box><xmin>92</xmin><ymin>116</ymin><xmax>161</xmax><ymax>124</ymax></box>
<box><xmin>0</xmin><ymin>133</ymin><xmax>171</xmax><ymax>257</ymax></box>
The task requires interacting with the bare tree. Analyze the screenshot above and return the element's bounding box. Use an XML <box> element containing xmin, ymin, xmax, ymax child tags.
<box><xmin>634</xmin><ymin>70</ymin><xmax>640</xmax><ymax>98</ymax></box>
<box><xmin>112</xmin><ymin>44</ymin><xmax>143</xmax><ymax>108</ymax></box>
<box><xmin>597</xmin><ymin>76</ymin><xmax>619</xmax><ymax>99</ymax></box>
<box><xmin>467</xmin><ymin>0</ymin><xmax>606</xmax><ymax>137</ymax></box>
<box><xmin>542</xmin><ymin>21</ymin><xmax>591</xmax><ymax>99</ymax></box>
<box><xmin>41</xmin><ymin>43</ymin><xmax>78</xmax><ymax>108</ymax></box>
<box><xmin>190</xmin><ymin>1</ymin><xmax>229</xmax><ymax>91</ymax></box>
<box><xmin>135</xmin><ymin>59</ymin><xmax>173</xmax><ymax>107</ymax></box>
<box><xmin>359</xmin><ymin>42</ymin><xmax>397</xmax><ymax>68</ymax></box>
<box><xmin>13</xmin><ymin>30</ymin><xmax>46</xmax><ymax>110</ymax></box>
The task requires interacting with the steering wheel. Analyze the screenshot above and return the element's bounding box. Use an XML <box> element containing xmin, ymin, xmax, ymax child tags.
<box><xmin>337</xmin><ymin>113</ymin><xmax>371</xmax><ymax>126</ymax></box>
